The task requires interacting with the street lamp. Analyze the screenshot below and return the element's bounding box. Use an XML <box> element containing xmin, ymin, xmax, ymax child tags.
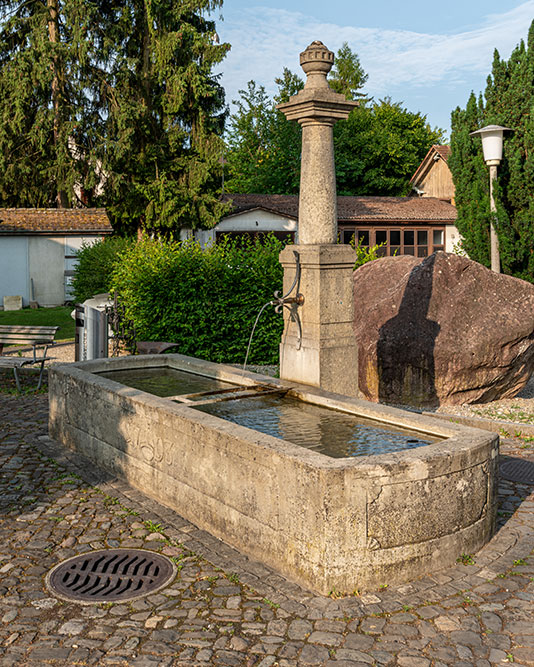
<box><xmin>470</xmin><ymin>124</ymin><xmax>512</xmax><ymax>273</ymax></box>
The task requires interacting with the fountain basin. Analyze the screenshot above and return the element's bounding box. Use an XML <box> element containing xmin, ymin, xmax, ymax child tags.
<box><xmin>49</xmin><ymin>354</ymin><xmax>498</xmax><ymax>594</ymax></box>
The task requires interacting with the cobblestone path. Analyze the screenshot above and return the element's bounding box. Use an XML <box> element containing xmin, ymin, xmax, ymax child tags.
<box><xmin>0</xmin><ymin>392</ymin><xmax>533</xmax><ymax>666</ymax></box>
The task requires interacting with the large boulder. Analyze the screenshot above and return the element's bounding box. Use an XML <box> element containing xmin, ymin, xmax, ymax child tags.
<box><xmin>353</xmin><ymin>251</ymin><xmax>534</xmax><ymax>406</ymax></box>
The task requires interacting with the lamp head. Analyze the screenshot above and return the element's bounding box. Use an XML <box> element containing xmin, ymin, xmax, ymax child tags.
<box><xmin>470</xmin><ymin>125</ymin><xmax>513</xmax><ymax>164</ymax></box>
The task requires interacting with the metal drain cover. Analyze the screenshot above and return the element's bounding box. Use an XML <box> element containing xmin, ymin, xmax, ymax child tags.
<box><xmin>500</xmin><ymin>459</ymin><xmax>534</xmax><ymax>485</ymax></box>
<box><xmin>46</xmin><ymin>549</ymin><xmax>176</xmax><ymax>604</ymax></box>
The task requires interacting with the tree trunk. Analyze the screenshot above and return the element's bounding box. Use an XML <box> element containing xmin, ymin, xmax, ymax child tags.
<box><xmin>47</xmin><ymin>0</ymin><xmax>68</xmax><ymax>208</ymax></box>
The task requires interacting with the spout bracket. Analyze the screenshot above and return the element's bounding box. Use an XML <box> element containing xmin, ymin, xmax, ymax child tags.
<box><xmin>273</xmin><ymin>250</ymin><xmax>304</xmax><ymax>350</ymax></box>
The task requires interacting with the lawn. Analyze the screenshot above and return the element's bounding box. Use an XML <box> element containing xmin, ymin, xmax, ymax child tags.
<box><xmin>0</xmin><ymin>306</ymin><xmax>75</xmax><ymax>341</ymax></box>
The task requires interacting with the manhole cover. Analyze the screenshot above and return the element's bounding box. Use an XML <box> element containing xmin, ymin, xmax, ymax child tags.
<box><xmin>500</xmin><ymin>459</ymin><xmax>534</xmax><ymax>485</ymax></box>
<box><xmin>46</xmin><ymin>549</ymin><xmax>176</xmax><ymax>604</ymax></box>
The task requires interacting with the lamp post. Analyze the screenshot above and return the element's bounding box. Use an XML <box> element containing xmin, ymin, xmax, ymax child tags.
<box><xmin>470</xmin><ymin>125</ymin><xmax>512</xmax><ymax>273</ymax></box>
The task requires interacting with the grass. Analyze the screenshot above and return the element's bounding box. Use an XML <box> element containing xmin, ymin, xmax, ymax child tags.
<box><xmin>0</xmin><ymin>306</ymin><xmax>75</xmax><ymax>341</ymax></box>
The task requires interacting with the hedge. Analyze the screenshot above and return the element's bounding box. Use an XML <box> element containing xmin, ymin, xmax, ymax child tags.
<box><xmin>111</xmin><ymin>236</ymin><xmax>285</xmax><ymax>365</ymax></box>
<box><xmin>71</xmin><ymin>236</ymin><xmax>134</xmax><ymax>303</ymax></box>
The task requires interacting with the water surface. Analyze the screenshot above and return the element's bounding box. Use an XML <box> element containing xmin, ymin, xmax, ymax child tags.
<box><xmin>98</xmin><ymin>367</ymin><xmax>235</xmax><ymax>398</ymax></box>
<box><xmin>194</xmin><ymin>395</ymin><xmax>438</xmax><ymax>458</ymax></box>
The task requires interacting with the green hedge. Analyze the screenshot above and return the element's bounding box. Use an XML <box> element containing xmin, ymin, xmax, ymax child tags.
<box><xmin>71</xmin><ymin>237</ymin><xmax>134</xmax><ymax>303</ymax></box>
<box><xmin>111</xmin><ymin>236</ymin><xmax>285</xmax><ymax>364</ymax></box>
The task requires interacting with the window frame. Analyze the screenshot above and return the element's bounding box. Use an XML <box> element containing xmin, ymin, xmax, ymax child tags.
<box><xmin>341</xmin><ymin>225</ymin><xmax>446</xmax><ymax>257</ymax></box>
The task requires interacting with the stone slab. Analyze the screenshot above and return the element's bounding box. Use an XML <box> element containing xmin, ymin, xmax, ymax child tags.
<box><xmin>3</xmin><ymin>295</ymin><xmax>23</xmax><ymax>311</ymax></box>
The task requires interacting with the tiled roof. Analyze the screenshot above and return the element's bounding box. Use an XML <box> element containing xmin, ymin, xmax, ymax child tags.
<box><xmin>0</xmin><ymin>208</ymin><xmax>112</xmax><ymax>234</ymax></box>
<box><xmin>223</xmin><ymin>194</ymin><xmax>298</xmax><ymax>219</ymax></box>
<box><xmin>223</xmin><ymin>194</ymin><xmax>457</xmax><ymax>223</ymax></box>
<box><xmin>434</xmin><ymin>145</ymin><xmax>451</xmax><ymax>161</ymax></box>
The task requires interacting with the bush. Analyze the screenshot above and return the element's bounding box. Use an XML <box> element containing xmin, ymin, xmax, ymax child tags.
<box><xmin>352</xmin><ymin>238</ymin><xmax>388</xmax><ymax>269</ymax></box>
<box><xmin>71</xmin><ymin>237</ymin><xmax>133</xmax><ymax>303</ymax></box>
<box><xmin>111</xmin><ymin>235</ymin><xmax>285</xmax><ymax>365</ymax></box>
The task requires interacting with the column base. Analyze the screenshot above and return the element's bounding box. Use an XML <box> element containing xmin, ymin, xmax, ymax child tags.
<box><xmin>278</xmin><ymin>244</ymin><xmax>359</xmax><ymax>397</ymax></box>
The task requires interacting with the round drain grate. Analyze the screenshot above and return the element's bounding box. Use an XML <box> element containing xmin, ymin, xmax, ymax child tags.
<box><xmin>500</xmin><ymin>458</ymin><xmax>534</xmax><ymax>485</ymax></box>
<box><xmin>46</xmin><ymin>549</ymin><xmax>176</xmax><ymax>604</ymax></box>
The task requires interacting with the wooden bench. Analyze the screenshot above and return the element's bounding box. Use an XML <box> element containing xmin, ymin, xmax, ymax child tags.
<box><xmin>0</xmin><ymin>325</ymin><xmax>59</xmax><ymax>391</ymax></box>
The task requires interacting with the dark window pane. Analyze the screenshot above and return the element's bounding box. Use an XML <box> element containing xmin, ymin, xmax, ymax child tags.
<box><xmin>433</xmin><ymin>229</ymin><xmax>444</xmax><ymax>245</ymax></box>
<box><xmin>376</xmin><ymin>230</ymin><xmax>387</xmax><ymax>244</ymax></box>
<box><xmin>358</xmin><ymin>230</ymin><xmax>369</xmax><ymax>246</ymax></box>
<box><xmin>403</xmin><ymin>246</ymin><xmax>415</xmax><ymax>255</ymax></box>
<box><xmin>343</xmin><ymin>230</ymin><xmax>355</xmax><ymax>245</ymax></box>
<box><xmin>390</xmin><ymin>246</ymin><xmax>400</xmax><ymax>256</ymax></box>
<box><xmin>417</xmin><ymin>246</ymin><xmax>428</xmax><ymax>257</ymax></box>
<box><xmin>390</xmin><ymin>230</ymin><xmax>401</xmax><ymax>245</ymax></box>
<box><xmin>377</xmin><ymin>245</ymin><xmax>387</xmax><ymax>257</ymax></box>
<box><xmin>417</xmin><ymin>230</ymin><xmax>428</xmax><ymax>246</ymax></box>
<box><xmin>404</xmin><ymin>230</ymin><xmax>414</xmax><ymax>245</ymax></box>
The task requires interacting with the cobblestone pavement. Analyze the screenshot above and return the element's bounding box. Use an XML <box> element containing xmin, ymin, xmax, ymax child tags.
<box><xmin>1</xmin><ymin>391</ymin><xmax>534</xmax><ymax>666</ymax></box>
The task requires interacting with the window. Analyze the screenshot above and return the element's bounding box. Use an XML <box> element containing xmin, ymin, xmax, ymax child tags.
<box><xmin>340</xmin><ymin>226</ymin><xmax>446</xmax><ymax>258</ymax></box>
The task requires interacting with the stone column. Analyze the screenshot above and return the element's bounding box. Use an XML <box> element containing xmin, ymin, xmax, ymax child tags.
<box><xmin>276</xmin><ymin>42</ymin><xmax>359</xmax><ymax>396</ymax></box>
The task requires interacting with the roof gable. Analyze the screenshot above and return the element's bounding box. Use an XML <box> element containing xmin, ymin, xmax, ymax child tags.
<box><xmin>410</xmin><ymin>145</ymin><xmax>451</xmax><ymax>187</ymax></box>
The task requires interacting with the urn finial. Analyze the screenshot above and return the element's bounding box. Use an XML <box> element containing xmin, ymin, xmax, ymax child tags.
<box><xmin>299</xmin><ymin>41</ymin><xmax>334</xmax><ymax>88</ymax></box>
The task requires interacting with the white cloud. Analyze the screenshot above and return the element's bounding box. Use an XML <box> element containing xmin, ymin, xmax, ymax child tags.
<box><xmin>218</xmin><ymin>1</ymin><xmax>534</xmax><ymax>115</ymax></box>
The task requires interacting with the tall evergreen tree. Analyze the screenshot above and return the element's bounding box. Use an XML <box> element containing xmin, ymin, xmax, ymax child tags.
<box><xmin>328</xmin><ymin>41</ymin><xmax>368</xmax><ymax>101</ymax></box>
<box><xmin>99</xmin><ymin>0</ymin><xmax>230</xmax><ymax>236</ymax></box>
<box><xmin>0</xmin><ymin>0</ymin><xmax>229</xmax><ymax>237</ymax></box>
<box><xmin>0</xmin><ymin>0</ymin><xmax>99</xmax><ymax>206</ymax></box>
<box><xmin>449</xmin><ymin>21</ymin><xmax>534</xmax><ymax>280</ymax></box>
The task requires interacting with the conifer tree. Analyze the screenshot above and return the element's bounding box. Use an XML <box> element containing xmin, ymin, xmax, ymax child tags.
<box><xmin>0</xmin><ymin>0</ymin><xmax>229</xmax><ymax>237</ymax></box>
<box><xmin>449</xmin><ymin>21</ymin><xmax>534</xmax><ymax>280</ymax></box>
<box><xmin>99</xmin><ymin>0</ymin><xmax>230</xmax><ymax>236</ymax></box>
<box><xmin>0</xmin><ymin>0</ymin><xmax>99</xmax><ymax>207</ymax></box>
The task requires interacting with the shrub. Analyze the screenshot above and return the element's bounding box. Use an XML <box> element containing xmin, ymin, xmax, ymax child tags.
<box><xmin>111</xmin><ymin>235</ymin><xmax>284</xmax><ymax>365</ymax></box>
<box><xmin>352</xmin><ymin>238</ymin><xmax>388</xmax><ymax>269</ymax></box>
<box><xmin>71</xmin><ymin>237</ymin><xmax>133</xmax><ymax>303</ymax></box>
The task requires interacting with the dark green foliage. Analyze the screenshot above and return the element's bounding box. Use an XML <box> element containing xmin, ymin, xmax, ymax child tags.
<box><xmin>0</xmin><ymin>0</ymin><xmax>100</xmax><ymax>206</ymax></box>
<box><xmin>71</xmin><ymin>237</ymin><xmax>133</xmax><ymax>303</ymax></box>
<box><xmin>0</xmin><ymin>0</ymin><xmax>229</xmax><ymax>236</ymax></box>
<box><xmin>99</xmin><ymin>0</ymin><xmax>230</xmax><ymax>237</ymax></box>
<box><xmin>450</xmin><ymin>21</ymin><xmax>534</xmax><ymax>280</ymax></box>
<box><xmin>329</xmin><ymin>41</ymin><xmax>368</xmax><ymax>100</ymax></box>
<box><xmin>111</xmin><ymin>236</ymin><xmax>284</xmax><ymax>364</ymax></box>
<box><xmin>224</xmin><ymin>75</ymin><xmax>303</xmax><ymax>195</ymax></box>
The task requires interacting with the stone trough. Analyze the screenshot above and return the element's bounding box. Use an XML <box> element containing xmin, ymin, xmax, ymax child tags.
<box><xmin>49</xmin><ymin>353</ymin><xmax>498</xmax><ymax>595</ymax></box>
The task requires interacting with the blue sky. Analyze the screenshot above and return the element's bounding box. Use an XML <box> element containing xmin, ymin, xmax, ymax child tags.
<box><xmin>215</xmin><ymin>0</ymin><xmax>534</xmax><ymax>137</ymax></box>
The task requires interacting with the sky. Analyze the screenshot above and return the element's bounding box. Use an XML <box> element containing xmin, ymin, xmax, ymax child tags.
<box><xmin>214</xmin><ymin>0</ymin><xmax>534</xmax><ymax>137</ymax></box>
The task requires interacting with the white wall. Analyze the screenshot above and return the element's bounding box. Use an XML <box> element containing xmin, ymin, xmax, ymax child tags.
<box><xmin>194</xmin><ymin>209</ymin><xmax>297</xmax><ymax>247</ymax></box>
<box><xmin>0</xmin><ymin>234</ymin><xmax>107</xmax><ymax>308</ymax></box>
<box><xmin>29</xmin><ymin>237</ymin><xmax>65</xmax><ymax>306</ymax></box>
<box><xmin>0</xmin><ymin>237</ymin><xmax>30</xmax><ymax>306</ymax></box>
<box><xmin>445</xmin><ymin>224</ymin><xmax>462</xmax><ymax>253</ymax></box>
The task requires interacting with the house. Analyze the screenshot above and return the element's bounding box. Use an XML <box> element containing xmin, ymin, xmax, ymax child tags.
<box><xmin>199</xmin><ymin>193</ymin><xmax>460</xmax><ymax>258</ymax></box>
<box><xmin>409</xmin><ymin>145</ymin><xmax>455</xmax><ymax>202</ymax></box>
<box><xmin>0</xmin><ymin>208</ymin><xmax>112</xmax><ymax>307</ymax></box>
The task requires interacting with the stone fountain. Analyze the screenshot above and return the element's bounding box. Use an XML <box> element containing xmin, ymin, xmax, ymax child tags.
<box><xmin>277</xmin><ymin>41</ymin><xmax>359</xmax><ymax>396</ymax></box>
<box><xmin>48</xmin><ymin>42</ymin><xmax>498</xmax><ymax>596</ymax></box>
